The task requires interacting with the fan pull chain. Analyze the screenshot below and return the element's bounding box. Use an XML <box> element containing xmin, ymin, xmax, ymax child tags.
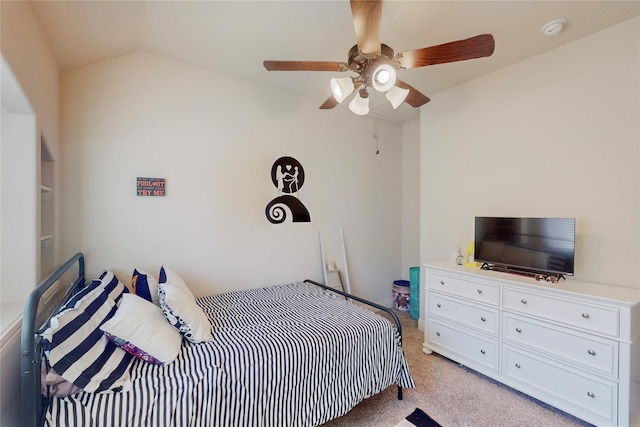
<box><xmin>373</xmin><ymin>119</ymin><xmax>380</xmax><ymax>154</ymax></box>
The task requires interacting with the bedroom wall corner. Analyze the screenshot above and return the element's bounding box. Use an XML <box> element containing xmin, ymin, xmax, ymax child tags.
<box><xmin>401</xmin><ymin>119</ymin><xmax>420</xmax><ymax>278</ymax></box>
<box><xmin>1</xmin><ymin>0</ymin><xmax>62</xmax><ymax>267</ymax></box>
<box><xmin>1</xmin><ymin>2</ymin><xmax>61</xmax><ymax>425</ymax></box>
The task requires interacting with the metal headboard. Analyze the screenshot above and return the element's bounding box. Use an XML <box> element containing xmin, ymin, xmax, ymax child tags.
<box><xmin>21</xmin><ymin>252</ymin><xmax>85</xmax><ymax>427</ymax></box>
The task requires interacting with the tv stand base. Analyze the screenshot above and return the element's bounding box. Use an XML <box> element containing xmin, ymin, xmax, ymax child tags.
<box><xmin>479</xmin><ymin>263</ymin><xmax>565</xmax><ymax>283</ymax></box>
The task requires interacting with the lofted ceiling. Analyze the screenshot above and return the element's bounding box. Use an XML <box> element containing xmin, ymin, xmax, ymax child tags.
<box><xmin>29</xmin><ymin>0</ymin><xmax>639</xmax><ymax>124</ymax></box>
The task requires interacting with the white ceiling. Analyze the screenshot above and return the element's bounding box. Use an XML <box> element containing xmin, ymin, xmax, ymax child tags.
<box><xmin>29</xmin><ymin>0</ymin><xmax>639</xmax><ymax>123</ymax></box>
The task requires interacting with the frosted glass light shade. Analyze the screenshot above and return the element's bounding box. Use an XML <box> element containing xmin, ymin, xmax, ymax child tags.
<box><xmin>385</xmin><ymin>86</ymin><xmax>410</xmax><ymax>109</ymax></box>
<box><xmin>349</xmin><ymin>92</ymin><xmax>369</xmax><ymax>115</ymax></box>
<box><xmin>330</xmin><ymin>77</ymin><xmax>355</xmax><ymax>103</ymax></box>
<box><xmin>371</xmin><ymin>63</ymin><xmax>396</xmax><ymax>92</ymax></box>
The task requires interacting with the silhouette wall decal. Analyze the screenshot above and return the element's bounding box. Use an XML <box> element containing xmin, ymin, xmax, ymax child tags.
<box><xmin>266</xmin><ymin>156</ymin><xmax>310</xmax><ymax>223</ymax></box>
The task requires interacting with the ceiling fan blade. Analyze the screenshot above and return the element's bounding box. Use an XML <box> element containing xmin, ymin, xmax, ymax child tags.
<box><xmin>350</xmin><ymin>0</ymin><xmax>382</xmax><ymax>55</ymax></box>
<box><xmin>263</xmin><ymin>60</ymin><xmax>348</xmax><ymax>72</ymax></box>
<box><xmin>395</xmin><ymin>80</ymin><xmax>430</xmax><ymax>108</ymax></box>
<box><xmin>396</xmin><ymin>34</ymin><xmax>495</xmax><ymax>69</ymax></box>
<box><xmin>319</xmin><ymin>96</ymin><xmax>339</xmax><ymax>110</ymax></box>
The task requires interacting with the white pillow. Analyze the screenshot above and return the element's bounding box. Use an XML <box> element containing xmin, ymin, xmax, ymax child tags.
<box><xmin>158</xmin><ymin>266</ymin><xmax>213</xmax><ymax>343</ymax></box>
<box><xmin>100</xmin><ymin>293</ymin><xmax>183</xmax><ymax>365</ymax></box>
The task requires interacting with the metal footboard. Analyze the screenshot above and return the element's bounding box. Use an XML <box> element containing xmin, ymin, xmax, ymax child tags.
<box><xmin>303</xmin><ymin>279</ymin><xmax>405</xmax><ymax>400</ymax></box>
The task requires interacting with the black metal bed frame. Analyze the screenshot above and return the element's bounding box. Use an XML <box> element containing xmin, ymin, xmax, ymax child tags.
<box><xmin>21</xmin><ymin>252</ymin><xmax>86</xmax><ymax>427</ymax></box>
<box><xmin>20</xmin><ymin>254</ymin><xmax>404</xmax><ymax>427</ymax></box>
<box><xmin>303</xmin><ymin>279</ymin><xmax>405</xmax><ymax>400</ymax></box>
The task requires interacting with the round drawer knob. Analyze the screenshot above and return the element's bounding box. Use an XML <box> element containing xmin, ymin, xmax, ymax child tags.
<box><xmin>515</xmin><ymin>328</ymin><xmax>522</xmax><ymax>333</ymax></box>
<box><xmin>588</xmin><ymin>349</ymin><xmax>596</xmax><ymax>356</ymax></box>
<box><xmin>436</xmin><ymin>303</ymin><xmax>442</xmax><ymax>308</ymax></box>
<box><xmin>480</xmin><ymin>349</ymin><xmax>486</xmax><ymax>355</ymax></box>
<box><xmin>515</xmin><ymin>363</ymin><xmax>521</xmax><ymax>369</ymax></box>
<box><xmin>587</xmin><ymin>392</ymin><xmax>595</xmax><ymax>398</ymax></box>
<box><xmin>581</xmin><ymin>313</ymin><xmax>590</xmax><ymax>319</ymax></box>
<box><xmin>440</xmin><ymin>280</ymin><xmax>445</xmax><ymax>285</ymax></box>
<box><xmin>521</xmin><ymin>299</ymin><xmax>527</xmax><ymax>304</ymax></box>
<box><xmin>480</xmin><ymin>316</ymin><xmax>486</xmax><ymax>322</ymax></box>
<box><xmin>477</xmin><ymin>289</ymin><xmax>483</xmax><ymax>294</ymax></box>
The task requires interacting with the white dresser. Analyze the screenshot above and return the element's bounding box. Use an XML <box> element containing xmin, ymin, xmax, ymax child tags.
<box><xmin>422</xmin><ymin>261</ymin><xmax>640</xmax><ymax>427</ymax></box>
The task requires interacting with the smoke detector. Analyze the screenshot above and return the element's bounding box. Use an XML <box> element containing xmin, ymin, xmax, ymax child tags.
<box><xmin>541</xmin><ymin>19</ymin><xmax>566</xmax><ymax>37</ymax></box>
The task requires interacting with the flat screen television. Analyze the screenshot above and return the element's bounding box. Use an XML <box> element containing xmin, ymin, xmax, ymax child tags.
<box><xmin>474</xmin><ymin>217</ymin><xmax>575</xmax><ymax>277</ymax></box>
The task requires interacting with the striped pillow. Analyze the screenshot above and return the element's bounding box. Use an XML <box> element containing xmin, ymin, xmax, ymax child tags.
<box><xmin>97</xmin><ymin>270</ymin><xmax>129</xmax><ymax>304</ymax></box>
<box><xmin>41</xmin><ymin>272</ymin><xmax>133</xmax><ymax>393</ymax></box>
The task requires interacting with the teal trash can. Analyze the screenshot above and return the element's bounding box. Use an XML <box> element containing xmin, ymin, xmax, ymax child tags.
<box><xmin>409</xmin><ymin>267</ymin><xmax>420</xmax><ymax>320</ymax></box>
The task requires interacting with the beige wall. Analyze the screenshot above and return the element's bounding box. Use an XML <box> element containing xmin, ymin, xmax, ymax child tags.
<box><xmin>60</xmin><ymin>52</ymin><xmax>404</xmax><ymax>304</ymax></box>
<box><xmin>402</xmin><ymin>119</ymin><xmax>420</xmax><ymax>277</ymax></box>
<box><xmin>0</xmin><ymin>2</ymin><xmax>61</xmax><ymax>426</ymax></box>
<box><xmin>1</xmin><ymin>1</ymin><xmax>60</xmax><ymax>150</ymax></box>
<box><xmin>1</xmin><ymin>0</ymin><xmax>62</xmax><ymax>273</ymax></box>
<box><xmin>420</xmin><ymin>17</ymin><xmax>639</xmax><ymax>289</ymax></box>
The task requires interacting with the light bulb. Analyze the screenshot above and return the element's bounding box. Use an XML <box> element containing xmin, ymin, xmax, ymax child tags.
<box><xmin>376</xmin><ymin>70</ymin><xmax>390</xmax><ymax>84</ymax></box>
<box><xmin>371</xmin><ymin>63</ymin><xmax>396</xmax><ymax>92</ymax></box>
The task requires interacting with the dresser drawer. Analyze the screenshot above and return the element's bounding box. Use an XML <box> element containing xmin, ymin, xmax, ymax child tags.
<box><xmin>429</xmin><ymin>292</ymin><xmax>499</xmax><ymax>336</ymax></box>
<box><xmin>428</xmin><ymin>318</ymin><xmax>498</xmax><ymax>372</ymax></box>
<box><xmin>503</xmin><ymin>313</ymin><xmax>618</xmax><ymax>378</ymax></box>
<box><xmin>429</xmin><ymin>272</ymin><xmax>499</xmax><ymax>306</ymax></box>
<box><xmin>503</xmin><ymin>287</ymin><xmax>619</xmax><ymax>337</ymax></box>
<box><xmin>502</xmin><ymin>345</ymin><xmax>617</xmax><ymax>425</ymax></box>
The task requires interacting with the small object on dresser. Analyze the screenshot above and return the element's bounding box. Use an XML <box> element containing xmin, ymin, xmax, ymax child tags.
<box><xmin>465</xmin><ymin>241</ymin><xmax>478</xmax><ymax>267</ymax></box>
<box><xmin>450</xmin><ymin>249</ymin><xmax>460</xmax><ymax>263</ymax></box>
<box><xmin>451</xmin><ymin>248</ymin><xmax>464</xmax><ymax>265</ymax></box>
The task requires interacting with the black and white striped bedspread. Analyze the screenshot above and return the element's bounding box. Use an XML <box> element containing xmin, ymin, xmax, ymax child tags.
<box><xmin>46</xmin><ymin>282</ymin><xmax>414</xmax><ymax>427</ymax></box>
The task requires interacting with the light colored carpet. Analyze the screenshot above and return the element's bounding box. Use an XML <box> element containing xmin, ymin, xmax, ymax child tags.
<box><xmin>321</xmin><ymin>310</ymin><xmax>593</xmax><ymax>427</ymax></box>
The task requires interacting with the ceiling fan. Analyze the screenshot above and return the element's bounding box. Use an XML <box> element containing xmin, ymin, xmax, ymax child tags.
<box><xmin>263</xmin><ymin>0</ymin><xmax>495</xmax><ymax>115</ymax></box>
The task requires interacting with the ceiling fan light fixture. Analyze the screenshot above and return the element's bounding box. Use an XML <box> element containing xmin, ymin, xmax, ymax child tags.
<box><xmin>385</xmin><ymin>86</ymin><xmax>410</xmax><ymax>109</ymax></box>
<box><xmin>371</xmin><ymin>63</ymin><xmax>396</xmax><ymax>92</ymax></box>
<box><xmin>349</xmin><ymin>90</ymin><xmax>370</xmax><ymax>115</ymax></box>
<box><xmin>330</xmin><ymin>77</ymin><xmax>355</xmax><ymax>103</ymax></box>
<box><xmin>263</xmin><ymin>3</ymin><xmax>496</xmax><ymax>116</ymax></box>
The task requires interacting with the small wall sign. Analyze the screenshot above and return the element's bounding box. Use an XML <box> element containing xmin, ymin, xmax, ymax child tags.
<box><xmin>137</xmin><ymin>177</ymin><xmax>165</xmax><ymax>196</ymax></box>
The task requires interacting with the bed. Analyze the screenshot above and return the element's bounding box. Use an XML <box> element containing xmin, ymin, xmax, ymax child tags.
<box><xmin>21</xmin><ymin>253</ymin><xmax>414</xmax><ymax>427</ymax></box>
